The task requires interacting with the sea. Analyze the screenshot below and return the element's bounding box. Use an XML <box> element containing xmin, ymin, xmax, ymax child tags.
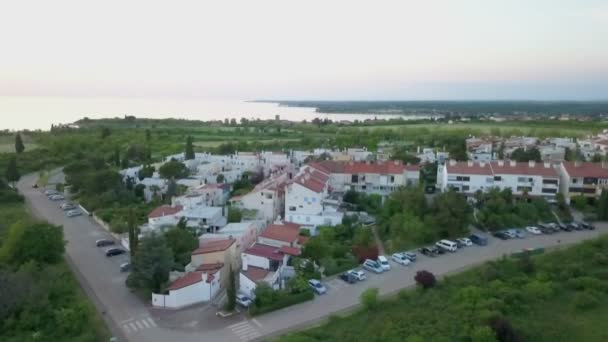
<box><xmin>0</xmin><ymin>96</ymin><xmax>428</xmax><ymax>131</ymax></box>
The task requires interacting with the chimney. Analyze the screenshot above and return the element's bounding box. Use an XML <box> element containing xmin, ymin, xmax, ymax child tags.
<box><xmin>467</xmin><ymin>161</ymin><xmax>473</xmax><ymax>167</ymax></box>
<box><xmin>574</xmin><ymin>160</ymin><xmax>581</xmax><ymax>167</ymax></box>
<box><xmin>394</xmin><ymin>160</ymin><xmax>400</xmax><ymax>165</ymax></box>
<box><xmin>202</xmin><ymin>272</ymin><xmax>208</xmax><ymax>283</ymax></box>
<box><xmin>242</xmin><ymin>256</ymin><xmax>248</xmax><ymax>271</ymax></box>
<box><xmin>544</xmin><ymin>162</ymin><xmax>550</xmax><ymax>168</ymax></box>
<box><xmin>497</xmin><ymin>160</ymin><xmax>504</xmax><ymax>167</ymax></box>
<box><xmin>510</xmin><ymin>160</ymin><xmax>516</xmax><ymax>167</ymax></box>
<box><xmin>480</xmin><ymin>161</ymin><xmax>485</xmax><ymax>167</ymax></box>
<box><xmin>529</xmin><ymin>160</ymin><xmax>536</xmax><ymax>168</ymax></box>
<box><xmin>449</xmin><ymin>159</ymin><xmax>457</xmax><ymax>166</ymax></box>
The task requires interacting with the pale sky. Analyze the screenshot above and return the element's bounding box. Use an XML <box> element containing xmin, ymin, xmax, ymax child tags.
<box><xmin>1</xmin><ymin>0</ymin><xmax>607</xmax><ymax>100</ymax></box>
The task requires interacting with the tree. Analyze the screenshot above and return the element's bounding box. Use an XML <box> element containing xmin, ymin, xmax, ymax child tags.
<box><xmin>470</xmin><ymin>326</ymin><xmax>498</xmax><ymax>342</ymax></box>
<box><xmin>138</xmin><ymin>164</ymin><xmax>155</xmax><ymax>180</ymax></box>
<box><xmin>129</xmin><ymin>234</ymin><xmax>174</xmax><ymax>293</ymax></box>
<box><xmin>101</xmin><ymin>127</ymin><xmax>111</xmax><ymax>139</ymax></box>
<box><xmin>226</xmin><ymin>265</ymin><xmax>236</xmax><ymax>311</ymax></box>
<box><xmin>353</xmin><ymin>227</ymin><xmax>374</xmax><ymax>248</ymax></box>
<box><xmin>0</xmin><ymin>222</ymin><xmax>65</xmax><ymax>266</ymax></box>
<box><xmin>360</xmin><ymin>287</ymin><xmax>379</xmax><ymax>310</ymax></box>
<box><xmin>128</xmin><ymin>210</ymin><xmax>138</xmax><ymax>257</ymax></box>
<box><xmin>497</xmin><ymin>142</ymin><xmax>505</xmax><ymax>160</ymax></box>
<box><xmin>165</xmin><ymin>179</ymin><xmax>177</xmax><ymax>202</ymax></box>
<box><xmin>598</xmin><ymin>191</ymin><xmax>608</xmax><ymax>220</ymax></box>
<box><xmin>164</xmin><ymin>226</ymin><xmax>197</xmax><ymax>266</ymax></box>
<box><xmin>159</xmin><ymin>160</ymin><xmax>189</xmax><ymax>179</ymax></box>
<box><xmin>227</xmin><ymin>207</ymin><xmax>242</xmax><ymax>223</ymax></box>
<box><xmin>14</xmin><ymin>133</ymin><xmax>25</xmax><ymax>154</ymax></box>
<box><xmin>5</xmin><ymin>156</ymin><xmax>20</xmax><ymax>187</ymax></box>
<box><xmin>134</xmin><ymin>184</ymin><xmax>146</xmax><ymax>199</ymax></box>
<box><xmin>185</xmin><ymin>136</ymin><xmax>195</xmax><ymax>160</ymax></box>
<box><xmin>121</xmin><ymin>157</ymin><xmax>129</xmax><ymax>169</ymax></box>
<box><xmin>216</xmin><ymin>174</ymin><xmax>225</xmax><ymax>183</ymax></box>
<box><xmin>145</xmin><ymin>129</ymin><xmax>151</xmax><ymax>142</ymax></box>
<box><xmin>414</xmin><ymin>270</ymin><xmax>437</xmax><ymax>289</ymax></box>
<box><xmin>113</xmin><ymin>148</ymin><xmax>121</xmax><ymax>167</ymax></box>
<box><xmin>489</xmin><ymin>317</ymin><xmax>522</xmax><ymax>342</ymax></box>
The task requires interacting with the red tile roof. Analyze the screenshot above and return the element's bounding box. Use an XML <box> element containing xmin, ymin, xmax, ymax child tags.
<box><xmin>293</xmin><ymin>174</ymin><xmax>326</xmax><ymax>193</ymax></box>
<box><xmin>259</xmin><ymin>223</ymin><xmax>300</xmax><ymax>243</ymax></box>
<box><xmin>244</xmin><ymin>243</ymin><xmax>285</xmax><ymax>261</ymax></box>
<box><xmin>148</xmin><ymin>205</ymin><xmax>183</xmax><ymax>218</ymax></box>
<box><xmin>192</xmin><ymin>239</ymin><xmax>235</xmax><ymax>255</ymax></box>
<box><xmin>195</xmin><ymin>262</ymin><xmax>224</xmax><ymax>272</ymax></box>
<box><xmin>167</xmin><ymin>271</ymin><xmax>215</xmax><ymax>290</ymax></box>
<box><xmin>491</xmin><ymin>161</ymin><xmax>558</xmax><ymax>177</ymax></box>
<box><xmin>563</xmin><ymin>161</ymin><xmax>608</xmax><ymax>179</ymax></box>
<box><xmin>278</xmin><ymin>246</ymin><xmax>301</xmax><ymax>256</ymax></box>
<box><xmin>242</xmin><ymin>266</ymin><xmax>270</xmax><ymax>282</ymax></box>
<box><xmin>446</xmin><ymin>162</ymin><xmax>493</xmax><ymax>176</ymax></box>
<box><xmin>311</xmin><ymin>160</ymin><xmax>419</xmax><ymax>175</ymax></box>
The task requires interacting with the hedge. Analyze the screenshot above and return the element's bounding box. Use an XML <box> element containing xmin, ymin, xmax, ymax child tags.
<box><xmin>250</xmin><ymin>290</ymin><xmax>314</xmax><ymax>316</ymax></box>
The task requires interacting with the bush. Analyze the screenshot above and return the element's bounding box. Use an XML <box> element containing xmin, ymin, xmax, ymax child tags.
<box><xmin>321</xmin><ymin>257</ymin><xmax>358</xmax><ymax>276</ymax></box>
<box><xmin>415</xmin><ymin>270</ymin><xmax>437</xmax><ymax>289</ymax></box>
<box><xmin>360</xmin><ymin>287</ymin><xmax>379</xmax><ymax>311</ymax></box>
<box><xmin>249</xmin><ymin>289</ymin><xmax>314</xmax><ymax>316</ymax></box>
<box><xmin>572</xmin><ymin>290</ymin><xmax>600</xmax><ymax>310</ymax></box>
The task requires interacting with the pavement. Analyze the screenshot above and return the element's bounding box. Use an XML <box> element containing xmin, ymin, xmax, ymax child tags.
<box><xmin>18</xmin><ymin>172</ymin><xmax>608</xmax><ymax>342</ymax></box>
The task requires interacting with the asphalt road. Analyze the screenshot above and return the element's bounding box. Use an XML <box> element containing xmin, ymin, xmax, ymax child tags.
<box><xmin>18</xmin><ymin>173</ymin><xmax>608</xmax><ymax>342</ymax></box>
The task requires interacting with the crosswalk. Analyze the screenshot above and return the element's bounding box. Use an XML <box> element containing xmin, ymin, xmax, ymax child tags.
<box><xmin>122</xmin><ymin>316</ymin><xmax>157</xmax><ymax>334</ymax></box>
<box><xmin>228</xmin><ymin>320</ymin><xmax>262</xmax><ymax>341</ymax></box>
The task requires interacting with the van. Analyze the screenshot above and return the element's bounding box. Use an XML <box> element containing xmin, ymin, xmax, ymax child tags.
<box><xmin>435</xmin><ymin>239</ymin><xmax>458</xmax><ymax>252</ymax></box>
<box><xmin>377</xmin><ymin>255</ymin><xmax>391</xmax><ymax>271</ymax></box>
<box><xmin>469</xmin><ymin>233</ymin><xmax>488</xmax><ymax>246</ymax></box>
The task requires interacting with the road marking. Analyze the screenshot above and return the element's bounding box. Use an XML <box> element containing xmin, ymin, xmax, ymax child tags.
<box><xmin>251</xmin><ymin>318</ymin><xmax>262</xmax><ymax>328</ymax></box>
<box><xmin>146</xmin><ymin>317</ymin><xmax>157</xmax><ymax>327</ymax></box>
<box><xmin>228</xmin><ymin>320</ymin><xmax>262</xmax><ymax>342</ymax></box>
<box><xmin>129</xmin><ymin>322</ymin><xmax>138</xmax><ymax>332</ymax></box>
<box><xmin>141</xmin><ymin>319</ymin><xmax>150</xmax><ymax>328</ymax></box>
<box><xmin>228</xmin><ymin>321</ymin><xmax>250</xmax><ymax>329</ymax></box>
<box><xmin>123</xmin><ymin>324</ymin><xmax>132</xmax><ymax>333</ymax></box>
<box><xmin>135</xmin><ymin>321</ymin><xmax>145</xmax><ymax>329</ymax></box>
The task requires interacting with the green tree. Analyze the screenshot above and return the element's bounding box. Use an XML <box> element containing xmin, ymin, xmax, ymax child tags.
<box><xmin>159</xmin><ymin>160</ymin><xmax>189</xmax><ymax>179</ymax></box>
<box><xmin>113</xmin><ymin>147</ymin><xmax>121</xmax><ymax>167</ymax></box>
<box><xmin>14</xmin><ymin>133</ymin><xmax>25</xmax><ymax>154</ymax></box>
<box><xmin>597</xmin><ymin>191</ymin><xmax>608</xmax><ymax>220</ymax></box>
<box><xmin>145</xmin><ymin>129</ymin><xmax>151</xmax><ymax>142</ymax></box>
<box><xmin>138</xmin><ymin>164</ymin><xmax>155</xmax><ymax>180</ymax></box>
<box><xmin>101</xmin><ymin>127</ymin><xmax>111</xmax><ymax>139</ymax></box>
<box><xmin>164</xmin><ymin>226</ymin><xmax>197</xmax><ymax>266</ymax></box>
<box><xmin>128</xmin><ymin>209</ymin><xmax>138</xmax><ymax>257</ymax></box>
<box><xmin>185</xmin><ymin>136</ymin><xmax>195</xmax><ymax>160</ymax></box>
<box><xmin>129</xmin><ymin>233</ymin><xmax>174</xmax><ymax>293</ymax></box>
<box><xmin>165</xmin><ymin>179</ymin><xmax>177</xmax><ymax>203</ymax></box>
<box><xmin>0</xmin><ymin>222</ymin><xmax>65</xmax><ymax>266</ymax></box>
<box><xmin>470</xmin><ymin>326</ymin><xmax>497</xmax><ymax>342</ymax></box>
<box><xmin>226</xmin><ymin>265</ymin><xmax>236</xmax><ymax>311</ymax></box>
<box><xmin>5</xmin><ymin>156</ymin><xmax>20</xmax><ymax>186</ymax></box>
<box><xmin>360</xmin><ymin>287</ymin><xmax>379</xmax><ymax>310</ymax></box>
<box><xmin>227</xmin><ymin>207</ymin><xmax>242</xmax><ymax>223</ymax></box>
<box><xmin>216</xmin><ymin>174</ymin><xmax>225</xmax><ymax>183</ymax></box>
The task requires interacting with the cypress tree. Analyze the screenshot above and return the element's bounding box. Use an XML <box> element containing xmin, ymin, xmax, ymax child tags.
<box><xmin>6</xmin><ymin>156</ymin><xmax>20</xmax><ymax>186</ymax></box>
<box><xmin>185</xmin><ymin>136</ymin><xmax>195</xmax><ymax>160</ymax></box>
<box><xmin>15</xmin><ymin>133</ymin><xmax>25</xmax><ymax>154</ymax></box>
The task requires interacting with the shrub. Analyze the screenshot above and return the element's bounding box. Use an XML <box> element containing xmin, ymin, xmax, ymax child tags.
<box><xmin>415</xmin><ymin>270</ymin><xmax>437</xmax><ymax>289</ymax></box>
<box><xmin>572</xmin><ymin>290</ymin><xmax>600</xmax><ymax>310</ymax></box>
<box><xmin>360</xmin><ymin>287</ymin><xmax>379</xmax><ymax>311</ymax></box>
<box><xmin>249</xmin><ymin>289</ymin><xmax>314</xmax><ymax>316</ymax></box>
<box><xmin>489</xmin><ymin>317</ymin><xmax>522</xmax><ymax>342</ymax></box>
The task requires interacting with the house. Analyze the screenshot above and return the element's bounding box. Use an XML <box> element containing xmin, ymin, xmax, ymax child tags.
<box><xmin>180</xmin><ymin>206</ymin><xmax>227</xmax><ymax>234</ymax></box>
<box><xmin>239</xmin><ymin>243</ymin><xmax>300</xmax><ymax>297</ymax></box>
<box><xmin>229</xmin><ymin>171</ymin><xmax>290</xmax><ymax>223</ymax></box>
<box><xmin>257</xmin><ymin>222</ymin><xmax>301</xmax><ymax>248</ymax></box>
<box><xmin>173</xmin><ymin>183</ymin><xmax>231</xmax><ymax>208</ymax></box>
<box><xmin>199</xmin><ymin>221</ymin><xmax>263</xmax><ymax>254</ymax></box>
<box><xmin>441</xmin><ymin>160</ymin><xmax>560</xmax><ymax>201</ymax></box>
<box><xmin>188</xmin><ymin>238</ymin><xmax>237</xmax><ymax>274</ymax></box>
<box><xmin>139</xmin><ymin>177</ymin><xmax>168</xmax><ymax>202</ymax></box>
<box><xmin>152</xmin><ymin>263</ymin><xmax>223</xmax><ymax>309</ymax></box>
<box><xmin>559</xmin><ymin>161</ymin><xmax>608</xmax><ymax>203</ymax></box>
<box><xmin>147</xmin><ymin>205</ymin><xmax>183</xmax><ymax>231</ymax></box>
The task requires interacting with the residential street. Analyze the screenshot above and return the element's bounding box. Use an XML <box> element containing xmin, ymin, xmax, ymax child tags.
<box><xmin>18</xmin><ymin>173</ymin><xmax>608</xmax><ymax>342</ymax></box>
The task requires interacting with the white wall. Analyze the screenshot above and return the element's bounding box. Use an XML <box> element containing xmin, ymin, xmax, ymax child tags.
<box><xmin>285</xmin><ymin>183</ymin><xmax>323</xmax><ymax>216</ymax></box>
<box><xmin>239</xmin><ymin>272</ymin><xmax>258</xmax><ymax>297</ymax></box>
<box><xmin>151</xmin><ymin>273</ymin><xmax>220</xmax><ymax>309</ymax></box>
<box><xmin>242</xmin><ymin>253</ymin><xmax>270</xmax><ymax>270</ymax></box>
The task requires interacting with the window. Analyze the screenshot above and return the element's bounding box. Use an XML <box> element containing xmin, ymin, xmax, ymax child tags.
<box><xmin>542</xmin><ymin>179</ymin><xmax>558</xmax><ymax>185</ymax></box>
<box><xmin>390</xmin><ymin>176</ymin><xmax>395</xmax><ymax>183</ymax></box>
<box><xmin>542</xmin><ymin>188</ymin><xmax>557</xmax><ymax>193</ymax></box>
<box><xmin>486</xmin><ymin>177</ymin><xmax>494</xmax><ymax>184</ymax></box>
<box><xmin>569</xmin><ymin>187</ymin><xmax>583</xmax><ymax>193</ymax></box>
<box><xmin>517</xmin><ymin>186</ymin><xmax>532</xmax><ymax>192</ymax></box>
<box><xmin>462</xmin><ymin>185</ymin><xmax>470</xmax><ymax>191</ymax></box>
<box><xmin>517</xmin><ymin>177</ymin><xmax>527</xmax><ymax>182</ymax></box>
<box><xmin>584</xmin><ymin>177</ymin><xmax>598</xmax><ymax>185</ymax></box>
<box><xmin>306</xmin><ymin>216</ymin><xmax>310</xmax><ymax>222</ymax></box>
<box><xmin>289</xmin><ymin>206</ymin><xmax>296</xmax><ymax>211</ymax></box>
<box><xmin>304</xmin><ymin>196</ymin><xmax>308</xmax><ymax>202</ymax></box>
<box><xmin>351</xmin><ymin>175</ymin><xmax>358</xmax><ymax>183</ymax></box>
<box><xmin>312</xmin><ymin>198</ymin><xmax>317</xmax><ymax>203</ymax></box>
<box><xmin>456</xmin><ymin>176</ymin><xmax>470</xmax><ymax>182</ymax></box>
<box><xmin>299</xmin><ymin>205</ymin><xmax>303</xmax><ymax>208</ymax></box>
<box><xmin>572</xmin><ymin>178</ymin><xmax>578</xmax><ymax>184</ymax></box>
<box><xmin>494</xmin><ymin>176</ymin><xmax>501</xmax><ymax>181</ymax></box>
<box><xmin>362</xmin><ymin>185</ymin><xmax>367</xmax><ymax>190</ymax></box>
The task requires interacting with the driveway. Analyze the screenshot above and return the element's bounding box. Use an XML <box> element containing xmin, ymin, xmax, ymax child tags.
<box><xmin>18</xmin><ymin>173</ymin><xmax>608</xmax><ymax>342</ymax></box>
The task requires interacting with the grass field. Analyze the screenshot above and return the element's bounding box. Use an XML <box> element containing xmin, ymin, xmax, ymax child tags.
<box><xmin>0</xmin><ymin>134</ymin><xmax>39</xmax><ymax>153</ymax></box>
<box><xmin>194</xmin><ymin>138</ymin><xmax>301</xmax><ymax>148</ymax></box>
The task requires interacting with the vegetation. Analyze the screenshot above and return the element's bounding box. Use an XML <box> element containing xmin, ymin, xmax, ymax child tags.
<box><xmin>127</xmin><ymin>233</ymin><xmax>174</xmax><ymax>295</ymax></box>
<box><xmin>14</xmin><ymin>133</ymin><xmax>24</xmax><ymax>154</ymax></box>
<box><xmin>510</xmin><ymin>147</ymin><xmax>541</xmax><ymax>162</ymax></box>
<box><xmin>302</xmin><ymin>223</ymin><xmax>364</xmax><ymax>276</ymax></box>
<box><xmin>360</xmin><ymin>287</ymin><xmax>379</xmax><ymax>311</ymax></box>
<box><xmin>250</xmin><ymin>283</ymin><xmax>315</xmax><ymax>316</ymax></box>
<box><xmin>0</xmin><ymin>180</ymin><xmax>108</xmax><ymax>341</ymax></box>
<box><xmin>226</xmin><ymin>265</ymin><xmax>236</xmax><ymax>311</ymax></box>
<box><xmin>279</xmin><ymin>235</ymin><xmax>608</xmax><ymax>342</ymax></box>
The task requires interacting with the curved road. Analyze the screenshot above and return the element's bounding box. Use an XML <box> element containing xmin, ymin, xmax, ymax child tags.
<box><xmin>18</xmin><ymin>173</ymin><xmax>608</xmax><ymax>342</ymax></box>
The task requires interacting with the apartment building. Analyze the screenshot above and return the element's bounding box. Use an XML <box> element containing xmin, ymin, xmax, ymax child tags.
<box><xmin>559</xmin><ymin>161</ymin><xmax>608</xmax><ymax>203</ymax></box>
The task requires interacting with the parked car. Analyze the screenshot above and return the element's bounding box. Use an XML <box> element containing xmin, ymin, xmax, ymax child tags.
<box><xmin>507</xmin><ymin>229</ymin><xmax>525</xmax><ymax>239</ymax></box>
<box><xmin>456</xmin><ymin>237</ymin><xmax>473</xmax><ymax>247</ymax></box>
<box><xmin>402</xmin><ymin>251</ymin><xmax>417</xmax><ymax>262</ymax></box>
<box><xmin>363</xmin><ymin>259</ymin><xmax>383</xmax><ymax>274</ymax></box>
<box><xmin>419</xmin><ymin>246</ymin><xmax>437</xmax><ymax>257</ymax></box>
<box><xmin>492</xmin><ymin>231</ymin><xmax>509</xmax><ymax>240</ymax></box>
<box><xmin>236</xmin><ymin>293</ymin><xmax>252</xmax><ymax>307</ymax></box>
<box><xmin>568</xmin><ymin>222</ymin><xmax>583</xmax><ymax>231</ymax></box>
<box><xmin>119</xmin><ymin>262</ymin><xmax>131</xmax><ymax>272</ymax></box>
<box><xmin>96</xmin><ymin>239</ymin><xmax>115</xmax><ymax>247</ymax></box>
<box><xmin>580</xmin><ymin>221</ymin><xmax>595</xmax><ymax>230</ymax></box>
<box><xmin>66</xmin><ymin>210</ymin><xmax>81</xmax><ymax>217</ymax></box>
<box><xmin>525</xmin><ymin>226</ymin><xmax>542</xmax><ymax>235</ymax></box>
<box><xmin>469</xmin><ymin>233</ymin><xmax>488</xmax><ymax>246</ymax></box>
<box><xmin>558</xmin><ymin>223</ymin><xmax>572</xmax><ymax>232</ymax></box>
<box><xmin>45</xmin><ymin>189</ymin><xmax>59</xmax><ymax>196</ymax></box>
<box><xmin>391</xmin><ymin>253</ymin><xmax>411</xmax><ymax>266</ymax></box>
<box><xmin>60</xmin><ymin>202</ymin><xmax>75</xmax><ymax>210</ymax></box>
<box><xmin>105</xmin><ymin>248</ymin><xmax>126</xmax><ymax>257</ymax></box>
<box><xmin>347</xmin><ymin>269</ymin><xmax>366</xmax><ymax>281</ymax></box>
<box><xmin>339</xmin><ymin>272</ymin><xmax>357</xmax><ymax>284</ymax></box>
<box><xmin>49</xmin><ymin>194</ymin><xmax>65</xmax><ymax>201</ymax></box>
<box><xmin>433</xmin><ymin>246</ymin><xmax>445</xmax><ymax>255</ymax></box>
<box><xmin>502</xmin><ymin>230</ymin><xmax>517</xmax><ymax>239</ymax></box>
<box><xmin>436</xmin><ymin>239</ymin><xmax>458</xmax><ymax>252</ymax></box>
<box><xmin>540</xmin><ymin>226</ymin><xmax>555</xmax><ymax>234</ymax></box>
<box><xmin>377</xmin><ymin>255</ymin><xmax>391</xmax><ymax>271</ymax></box>
<box><xmin>308</xmin><ymin>279</ymin><xmax>327</xmax><ymax>295</ymax></box>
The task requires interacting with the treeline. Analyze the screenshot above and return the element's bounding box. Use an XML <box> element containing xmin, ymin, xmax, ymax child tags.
<box><xmin>0</xmin><ymin>181</ymin><xmax>107</xmax><ymax>341</ymax></box>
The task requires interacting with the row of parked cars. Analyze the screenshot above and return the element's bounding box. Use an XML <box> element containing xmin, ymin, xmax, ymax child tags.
<box><xmin>44</xmin><ymin>189</ymin><xmax>82</xmax><ymax>217</ymax></box>
<box><xmin>493</xmin><ymin>221</ymin><xmax>595</xmax><ymax>240</ymax></box>
<box><xmin>96</xmin><ymin>239</ymin><xmax>131</xmax><ymax>271</ymax></box>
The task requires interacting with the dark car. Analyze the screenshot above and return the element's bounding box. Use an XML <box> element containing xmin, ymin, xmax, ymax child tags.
<box><xmin>580</xmin><ymin>222</ymin><xmax>595</xmax><ymax>230</ymax></box>
<box><xmin>469</xmin><ymin>233</ymin><xmax>488</xmax><ymax>246</ymax></box>
<box><xmin>492</xmin><ymin>231</ymin><xmax>509</xmax><ymax>240</ymax></box>
<box><xmin>419</xmin><ymin>247</ymin><xmax>437</xmax><ymax>257</ymax></box>
<box><xmin>570</xmin><ymin>222</ymin><xmax>583</xmax><ymax>231</ymax></box>
<box><xmin>105</xmin><ymin>248</ymin><xmax>126</xmax><ymax>257</ymax></box>
<box><xmin>540</xmin><ymin>226</ymin><xmax>555</xmax><ymax>234</ymax></box>
<box><xmin>96</xmin><ymin>239</ymin><xmax>115</xmax><ymax>247</ymax></box>
<box><xmin>558</xmin><ymin>223</ymin><xmax>571</xmax><ymax>232</ymax></box>
<box><xmin>339</xmin><ymin>272</ymin><xmax>357</xmax><ymax>284</ymax></box>
<box><xmin>403</xmin><ymin>252</ymin><xmax>417</xmax><ymax>262</ymax></box>
<box><xmin>430</xmin><ymin>246</ymin><xmax>444</xmax><ymax>255</ymax></box>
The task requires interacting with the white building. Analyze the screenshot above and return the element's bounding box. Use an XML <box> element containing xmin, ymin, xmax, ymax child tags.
<box><xmin>239</xmin><ymin>242</ymin><xmax>300</xmax><ymax>297</ymax></box>
<box><xmin>441</xmin><ymin>160</ymin><xmax>560</xmax><ymax>201</ymax></box>
<box><xmin>229</xmin><ymin>171</ymin><xmax>291</xmax><ymax>223</ymax></box>
<box><xmin>152</xmin><ymin>264</ymin><xmax>222</xmax><ymax>309</ymax></box>
<box><xmin>559</xmin><ymin>161</ymin><xmax>608</xmax><ymax>203</ymax></box>
<box><xmin>147</xmin><ymin>205</ymin><xmax>184</xmax><ymax>231</ymax></box>
<box><xmin>180</xmin><ymin>206</ymin><xmax>227</xmax><ymax>233</ymax></box>
<box><xmin>199</xmin><ymin>221</ymin><xmax>264</xmax><ymax>254</ymax></box>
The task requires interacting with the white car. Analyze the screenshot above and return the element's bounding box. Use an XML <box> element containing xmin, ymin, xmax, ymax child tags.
<box><xmin>391</xmin><ymin>253</ymin><xmax>411</xmax><ymax>266</ymax></box>
<box><xmin>526</xmin><ymin>226</ymin><xmax>542</xmax><ymax>235</ymax></box>
<box><xmin>236</xmin><ymin>294</ymin><xmax>252</xmax><ymax>307</ymax></box>
<box><xmin>60</xmin><ymin>202</ymin><xmax>76</xmax><ymax>210</ymax></box>
<box><xmin>348</xmin><ymin>269</ymin><xmax>366</xmax><ymax>281</ymax></box>
<box><xmin>456</xmin><ymin>237</ymin><xmax>473</xmax><ymax>247</ymax></box>
<box><xmin>50</xmin><ymin>194</ymin><xmax>65</xmax><ymax>201</ymax></box>
<box><xmin>377</xmin><ymin>255</ymin><xmax>391</xmax><ymax>271</ymax></box>
<box><xmin>45</xmin><ymin>189</ymin><xmax>59</xmax><ymax>196</ymax></box>
<box><xmin>66</xmin><ymin>210</ymin><xmax>81</xmax><ymax>217</ymax></box>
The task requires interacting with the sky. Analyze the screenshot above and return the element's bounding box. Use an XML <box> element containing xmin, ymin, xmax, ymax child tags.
<box><xmin>0</xmin><ymin>0</ymin><xmax>607</xmax><ymax>101</ymax></box>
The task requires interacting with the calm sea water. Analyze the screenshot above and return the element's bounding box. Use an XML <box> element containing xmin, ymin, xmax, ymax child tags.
<box><xmin>0</xmin><ymin>96</ymin><xmax>427</xmax><ymax>131</ymax></box>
